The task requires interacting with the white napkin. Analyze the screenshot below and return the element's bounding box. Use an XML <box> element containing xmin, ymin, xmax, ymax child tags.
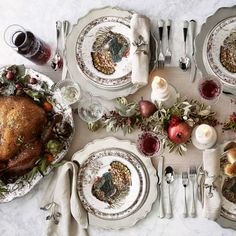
<box><xmin>202</xmin><ymin>148</ymin><xmax>222</xmax><ymax>220</ymax></box>
<box><xmin>130</xmin><ymin>14</ymin><xmax>150</xmax><ymax>86</ymax></box>
<box><xmin>40</xmin><ymin>161</ymin><xmax>88</xmax><ymax>236</ymax></box>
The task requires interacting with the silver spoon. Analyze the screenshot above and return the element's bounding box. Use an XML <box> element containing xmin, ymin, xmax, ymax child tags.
<box><xmin>165</xmin><ymin>166</ymin><xmax>175</xmax><ymax>219</ymax></box>
<box><xmin>61</xmin><ymin>20</ymin><xmax>70</xmax><ymax>81</ymax></box>
<box><xmin>179</xmin><ymin>20</ymin><xmax>190</xmax><ymax>71</ymax></box>
<box><xmin>51</xmin><ymin>21</ymin><xmax>63</xmax><ymax>71</ymax></box>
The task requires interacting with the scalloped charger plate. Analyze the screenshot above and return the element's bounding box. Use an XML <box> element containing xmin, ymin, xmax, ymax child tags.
<box><xmin>65</xmin><ymin>7</ymin><xmax>156</xmax><ymax>100</ymax></box>
<box><xmin>72</xmin><ymin>137</ymin><xmax>157</xmax><ymax>229</ymax></box>
<box><xmin>195</xmin><ymin>5</ymin><xmax>236</xmax><ymax>91</ymax></box>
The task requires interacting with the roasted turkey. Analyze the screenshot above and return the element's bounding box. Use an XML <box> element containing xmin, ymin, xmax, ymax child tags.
<box><xmin>0</xmin><ymin>96</ymin><xmax>47</xmax><ymax>177</ymax></box>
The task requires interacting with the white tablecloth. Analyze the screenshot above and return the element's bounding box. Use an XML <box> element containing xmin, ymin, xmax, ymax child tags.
<box><xmin>0</xmin><ymin>0</ymin><xmax>235</xmax><ymax>235</ymax></box>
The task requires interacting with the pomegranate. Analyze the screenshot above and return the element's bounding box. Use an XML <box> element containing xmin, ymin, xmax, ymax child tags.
<box><xmin>168</xmin><ymin>121</ymin><xmax>192</xmax><ymax>144</ymax></box>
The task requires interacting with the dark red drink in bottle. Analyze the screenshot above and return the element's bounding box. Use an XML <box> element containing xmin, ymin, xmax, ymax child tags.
<box><xmin>4</xmin><ymin>25</ymin><xmax>51</xmax><ymax>65</ymax></box>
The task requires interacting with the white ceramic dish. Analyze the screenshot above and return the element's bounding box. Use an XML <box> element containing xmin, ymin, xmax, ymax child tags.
<box><xmin>72</xmin><ymin>137</ymin><xmax>157</xmax><ymax>229</ymax></box>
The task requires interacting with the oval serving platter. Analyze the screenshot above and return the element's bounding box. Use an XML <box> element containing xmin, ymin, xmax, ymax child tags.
<box><xmin>72</xmin><ymin>137</ymin><xmax>157</xmax><ymax>229</ymax></box>
<box><xmin>0</xmin><ymin>66</ymin><xmax>74</xmax><ymax>203</ymax></box>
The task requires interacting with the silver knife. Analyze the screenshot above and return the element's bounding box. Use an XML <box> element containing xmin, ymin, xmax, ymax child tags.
<box><xmin>189</xmin><ymin>20</ymin><xmax>197</xmax><ymax>83</ymax></box>
<box><xmin>157</xmin><ymin>155</ymin><xmax>165</xmax><ymax>218</ymax></box>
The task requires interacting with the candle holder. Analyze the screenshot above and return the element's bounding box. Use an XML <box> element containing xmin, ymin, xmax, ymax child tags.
<box><xmin>191</xmin><ymin>124</ymin><xmax>217</xmax><ymax>150</ymax></box>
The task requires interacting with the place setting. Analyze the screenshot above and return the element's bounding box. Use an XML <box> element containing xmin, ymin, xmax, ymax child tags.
<box><xmin>0</xmin><ymin>3</ymin><xmax>236</xmax><ymax>236</ymax></box>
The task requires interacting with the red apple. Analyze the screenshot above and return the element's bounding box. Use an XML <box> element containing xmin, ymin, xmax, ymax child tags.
<box><xmin>168</xmin><ymin>121</ymin><xmax>192</xmax><ymax>144</ymax></box>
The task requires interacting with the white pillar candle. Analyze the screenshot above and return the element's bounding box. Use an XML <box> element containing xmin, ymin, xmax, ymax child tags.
<box><xmin>195</xmin><ymin>124</ymin><xmax>214</xmax><ymax>145</ymax></box>
<box><xmin>151</xmin><ymin>76</ymin><xmax>170</xmax><ymax>101</ymax></box>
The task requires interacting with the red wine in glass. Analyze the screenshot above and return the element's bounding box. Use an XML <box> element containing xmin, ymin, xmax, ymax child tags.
<box><xmin>198</xmin><ymin>76</ymin><xmax>222</xmax><ymax>102</ymax></box>
<box><xmin>138</xmin><ymin>132</ymin><xmax>161</xmax><ymax>157</ymax></box>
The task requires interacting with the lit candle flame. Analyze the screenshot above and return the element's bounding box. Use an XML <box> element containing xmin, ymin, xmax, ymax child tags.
<box><xmin>154</xmin><ymin>76</ymin><xmax>165</xmax><ymax>88</ymax></box>
<box><xmin>203</xmin><ymin>127</ymin><xmax>210</xmax><ymax>137</ymax></box>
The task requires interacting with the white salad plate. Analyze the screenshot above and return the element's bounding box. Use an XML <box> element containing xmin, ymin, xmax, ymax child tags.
<box><xmin>72</xmin><ymin>137</ymin><xmax>157</xmax><ymax>229</ymax></box>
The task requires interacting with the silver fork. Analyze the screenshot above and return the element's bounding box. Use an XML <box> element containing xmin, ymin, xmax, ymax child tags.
<box><xmin>182</xmin><ymin>171</ymin><xmax>189</xmax><ymax>218</ymax></box>
<box><xmin>189</xmin><ymin>166</ymin><xmax>197</xmax><ymax>217</ymax></box>
<box><xmin>157</xmin><ymin>20</ymin><xmax>165</xmax><ymax>68</ymax></box>
<box><xmin>165</xmin><ymin>19</ymin><xmax>172</xmax><ymax>64</ymax></box>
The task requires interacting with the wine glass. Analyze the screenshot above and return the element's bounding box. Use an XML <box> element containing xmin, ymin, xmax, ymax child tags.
<box><xmin>137</xmin><ymin>131</ymin><xmax>163</xmax><ymax>157</ymax></box>
<box><xmin>198</xmin><ymin>75</ymin><xmax>222</xmax><ymax>105</ymax></box>
<box><xmin>54</xmin><ymin>80</ymin><xmax>106</xmax><ymax>122</ymax></box>
<box><xmin>77</xmin><ymin>93</ymin><xmax>106</xmax><ymax>123</ymax></box>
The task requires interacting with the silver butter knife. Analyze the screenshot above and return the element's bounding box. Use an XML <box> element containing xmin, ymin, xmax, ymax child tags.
<box><xmin>189</xmin><ymin>20</ymin><xmax>197</xmax><ymax>83</ymax></box>
<box><xmin>157</xmin><ymin>155</ymin><xmax>165</xmax><ymax>218</ymax></box>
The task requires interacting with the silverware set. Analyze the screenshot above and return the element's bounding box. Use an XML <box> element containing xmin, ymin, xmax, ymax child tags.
<box><xmin>189</xmin><ymin>166</ymin><xmax>197</xmax><ymax>217</ymax></box>
<box><xmin>157</xmin><ymin>159</ymin><xmax>197</xmax><ymax>218</ymax></box>
<box><xmin>157</xmin><ymin>156</ymin><xmax>175</xmax><ymax>219</ymax></box>
<box><xmin>51</xmin><ymin>20</ymin><xmax>70</xmax><ymax>73</ymax></box>
<box><xmin>178</xmin><ymin>19</ymin><xmax>197</xmax><ymax>82</ymax></box>
<box><xmin>181</xmin><ymin>166</ymin><xmax>197</xmax><ymax>218</ymax></box>
<box><xmin>51</xmin><ymin>21</ymin><xmax>63</xmax><ymax>71</ymax></box>
<box><xmin>155</xmin><ymin>19</ymin><xmax>172</xmax><ymax>69</ymax></box>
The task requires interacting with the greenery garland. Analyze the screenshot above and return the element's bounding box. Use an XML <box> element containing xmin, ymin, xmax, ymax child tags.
<box><xmin>223</xmin><ymin>112</ymin><xmax>236</xmax><ymax>132</ymax></box>
<box><xmin>87</xmin><ymin>96</ymin><xmax>218</xmax><ymax>155</ymax></box>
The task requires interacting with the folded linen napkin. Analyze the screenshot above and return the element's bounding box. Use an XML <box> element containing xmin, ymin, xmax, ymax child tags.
<box><xmin>130</xmin><ymin>14</ymin><xmax>150</xmax><ymax>86</ymax></box>
<box><xmin>202</xmin><ymin>148</ymin><xmax>222</xmax><ymax>220</ymax></box>
<box><xmin>40</xmin><ymin>161</ymin><xmax>88</xmax><ymax>236</ymax></box>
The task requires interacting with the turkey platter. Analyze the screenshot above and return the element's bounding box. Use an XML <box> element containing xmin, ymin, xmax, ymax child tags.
<box><xmin>0</xmin><ymin>65</ymin><xmax>73</xmax><ymax>202</ymax></box>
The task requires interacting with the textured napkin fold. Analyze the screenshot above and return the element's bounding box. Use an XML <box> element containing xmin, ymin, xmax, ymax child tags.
<box><xmin>40</xmin><ymin>161</ymin><xmax>88</xmax><ymax>236</ymax></box>
<box><xmin>202</xmin><ymin>148</ymin><xmax>222</xmax><ymax>220</ymax></box>
<box><xmin>130</xmin><ymin>14</ymin><xmax>150</xmax><ymax>86</ymax></box>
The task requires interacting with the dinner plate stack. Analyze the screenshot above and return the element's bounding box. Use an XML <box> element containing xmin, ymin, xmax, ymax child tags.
<box><xmin>72</xmin><ymin>137</ymin><xmax>157</xmax><ymax>229</ymax></box>
<box><xmin>65</xmin><ymin>7</ymin><xmax>156</xmax><ymax>100</ymax></box>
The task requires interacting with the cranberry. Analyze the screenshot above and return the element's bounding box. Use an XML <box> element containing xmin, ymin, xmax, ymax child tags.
<box><xmin>6</xmin><ymin>71</ymin><xmax>14</xmax><ymax>80</ymax></box>
<box><xmin>29</xmin><ymin>77</ymin><xmax>38</xmax><ymax>84</ymax></box>
<box><xmin>16</xmin><ymin>83</ymin><xmax>23</xmax><ymax>90</ymax></box>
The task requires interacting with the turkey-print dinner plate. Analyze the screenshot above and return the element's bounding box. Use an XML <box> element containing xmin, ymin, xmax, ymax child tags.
<box><xmin>195</xmin><ymin>5</ymin><xmax>236</xmax><ymax>88</ymax></box>
<box><xmin>76</xmin><ymin>14</ymin><xmax>132</xmax><ymax>90</ymax></box>
<box><xmin>72</xmin><ymin>137</ymin><xmax>157</xmax><ymax>229</ymax></box>
<box><xmin>0</xmin><ymin>66</ymin><xmax>74</xmax><ymax>203</ymax></box>
<box><xmin>65</xmin><ymin>7</ymin><xmax>156</xmax><ymax>100</ymax></box>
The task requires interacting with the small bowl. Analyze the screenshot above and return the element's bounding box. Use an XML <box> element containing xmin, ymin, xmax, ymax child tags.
<box><xmin>137</xmin><ymin>132</ymin><xmax>163</xmax><ymax>157</ymax></box>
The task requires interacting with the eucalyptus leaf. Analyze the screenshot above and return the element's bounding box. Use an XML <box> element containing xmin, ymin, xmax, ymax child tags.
<box><xmin>116</xmin><ymin>97</ymin><xmax>128</xmax><ymax>106</ymax></box>
<box><xmin>16</xmin><ymin>65</ymin><xmax>26</xmax><ymax>77</ymax></box>
<box><xmin>23</xmin><ymin>89</ymin><xmax>42</xmax><ymax>102</ymax></box>
<box><xmin>198</xmin><ymin>110</ymin><xmax>211</xmax><ymax>116</ymax></box>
